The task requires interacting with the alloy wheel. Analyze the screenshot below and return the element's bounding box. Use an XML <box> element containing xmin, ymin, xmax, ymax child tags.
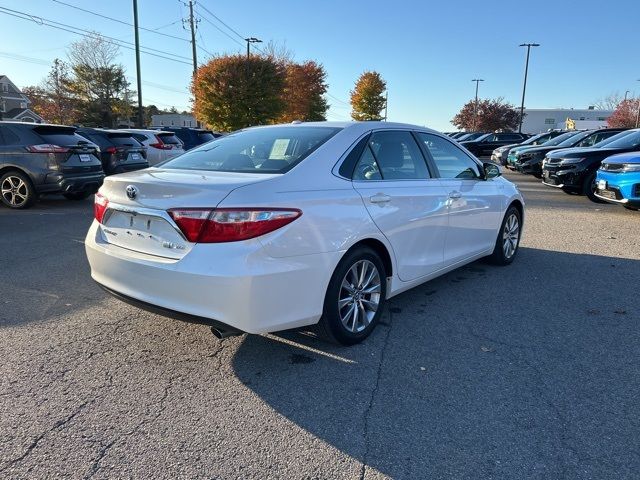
<box><xmin>502</xmin><ymin>213</ymin><xmax>520</xmax><ymax>259</ymax></box>
<box><xmin>338</xmin><ymin>260</ymin><xmax>382</xmax><ymax>333</ymax></box>
<box><xmin>1</xmin><ymin>176</ymin><xmax>29</xmax><ymax>207</ymax></box>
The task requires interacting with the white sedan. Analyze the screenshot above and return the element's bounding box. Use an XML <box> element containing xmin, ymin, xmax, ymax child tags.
<box><xmin>85</xmin><ymin>122</ymin><xmax>524</xmax><ymax>345</ymax></box>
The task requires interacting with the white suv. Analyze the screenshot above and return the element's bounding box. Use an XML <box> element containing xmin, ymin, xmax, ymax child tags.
<box><xmin>123</xmin><ymin>129</ymin><xmax>185</xmax><ymax>166</ymax></box>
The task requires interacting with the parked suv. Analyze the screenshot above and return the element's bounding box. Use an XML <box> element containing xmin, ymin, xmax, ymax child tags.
<box><xmin>491</xmin><ymin>130</ymin><xmax>566</xmax><ymax>165</ymax></box>
<box><xmin>595</xmin><ymin>152</ymin><xmax>640</xmax><ymax>210</ymax></box>
<box><xmin>76</xmin><ymin>128</ymin><xmax>148</xmax><ymax>175</ymax></box>
<box><xmin>151</xmin><ymin>127</ymin><xmax>221</xmax><ymax>151</ymax></box>
<box><xmin>510</xmin><ymin>128</ymin><xmax>626</xmax><ymax>177</ymax></box>
<box><xmin>542</xmin><ymin>129</ymin><xmax>640</xmax><ymax>202</ymax></box>
<box><xmin>460</xmin><ymin>132</ymin><xmax>529</xmax><ymax>158</ymax></box>
<box><xmin>123</xmin><ymin>129</ymin><xmax>184</xmax><ymax>166</ymax></box>
<box><xmin>0</xmin><ymin>122</ymin><xmax>104</xmax><ymax>209</ymax></box>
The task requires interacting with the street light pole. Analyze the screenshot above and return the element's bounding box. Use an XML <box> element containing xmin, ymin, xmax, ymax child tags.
<box><xmin>518</xmin><ymin>43</ymin><xmax>540</xmax><ymax>133</ymax></box>
<box><xmin>472</xmin><ymin>78</ymin><xmax>484</xmax><ymax>131</ymax></box>
<box><xmin>132</xmin><ymin>0</ymin><xmax>143</xmax><ymax>128</ymax></box>
<box><xmin>245</xmin><ymin>37</ymin><xmax>262</xmax><ymax>59</ymax></box>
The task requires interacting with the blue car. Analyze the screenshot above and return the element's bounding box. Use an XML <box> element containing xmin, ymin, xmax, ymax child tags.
<box><xmin>595</xmin><ymin>152</ymin><xmax>640</xmax><ymax>210</ymax></box>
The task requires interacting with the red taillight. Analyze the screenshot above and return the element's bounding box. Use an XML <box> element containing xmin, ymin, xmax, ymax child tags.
<box><xmin>168</xmin><ymin>208</ymin><xmax>302</xmax><ymax>243</ymax></box>
<box><xmin>105</xmin><ymin>146</ymin><xmax>118</xmax><ymax>155</ymax></box>
<box><xmin>150</xmin><ymin>135</ymin><xmax>173</xmax><ymax>150</ymax></box>
<box><xmin>27</xmin><ymin>144</ymin><xmax>69</xmax><ymax>153</ymax></box>
<box><xmin>94</xmin><ymin>192</ymin><xmax>109</xmax><ymax>223</ymax></box>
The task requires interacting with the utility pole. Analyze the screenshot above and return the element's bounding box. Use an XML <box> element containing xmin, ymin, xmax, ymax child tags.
<box><xmin>188</xmin><ymin>1</ymin><xmax>198</xmax><ymax>76</ymax></box>
<box><xmin>471</xmin><ymin>79</ymin><xmax>484</xmax><ymax>131</ymax></box>
<box><xmin>518</xmin><ymin>43</ymin><xmax>539</xmax><ymax>133</ymax></box>
<box><xmin>636</xmin><ymin>80</ymin><xmax>640</xmax><ymax>128</ymax></box>
<box><xmin>245</xmin><ymin>37</ymin><xmax>262</xmax><ymax>59</ymax></box>
<box><xmin>132</xmin><ymin>0</ymin><xmax>143</xmax><ymax>128</ymax></box>
<box><xmin>384</xmin><ymin>91</ymin><xmax>388</xmax><ymax>121</ymax></box>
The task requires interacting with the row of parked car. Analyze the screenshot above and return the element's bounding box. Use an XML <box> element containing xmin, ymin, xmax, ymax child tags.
<box><xmin>0</xmin><ymin>122</ymin><xmax>221</xmax><ymax>209</ymax></box>
<box><xmin>449</xmin><ymin>128</ymin><xmax>640</xmax><ymax>210</ymax></box>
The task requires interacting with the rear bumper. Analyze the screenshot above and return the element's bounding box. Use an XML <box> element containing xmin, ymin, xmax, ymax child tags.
<box><xmin>36</xmin><ymin>172</ymin><xmax>104</xmax><ymax>194</ymax></box>
<box><xmin>107</xmin><ymin>163</ymin><xmax>149</xmax><ymax>175</ymax></box>
<box><xmin>85</xmin><ymin>221</ymin><xmax>341</xmax><ymax>334</ymax></box>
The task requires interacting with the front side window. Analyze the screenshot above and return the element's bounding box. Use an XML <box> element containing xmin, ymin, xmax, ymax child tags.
<box><xmin>353</xmin><ymin>131</ymin><xmax>430</xmax><ymax>181</ymax></box>
<box><xmin>418</xmin><ymin>133</ymin><xmax>481</xmax><ymax>179</ymax></box>
<box><xmin>163</xmin><ymin>126</ymin><xmax>340</xmax><ymax>173</ymax></box>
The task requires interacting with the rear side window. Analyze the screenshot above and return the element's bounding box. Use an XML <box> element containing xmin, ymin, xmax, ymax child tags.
<box><xmin>163</xmin><ymin>126</ymin><xmax>340</xmax><ymax>173</ymax></box>
<box><xmin>0</xmin><ymin>126</ymin><xmax>21</xmax><ymax>145</ymax></box>
<box><xmin>130</xmin><ymin>133</ymin><xmax>149</xmax><ymax>143</ymax></box>
<box><xmin>418</xmin><ymin>133</ymin><xmax>481</xmax><ymax>179</ymax></box>
<box><xmin>353</xmin><ymin>131</ymin><xmax>430</xmax><ymax>181</ymax></box>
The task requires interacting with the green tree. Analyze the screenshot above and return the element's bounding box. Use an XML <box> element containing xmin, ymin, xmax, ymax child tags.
<box><xmin>65</xmin><ymin>33</ymin><xmax>133</xmax><ymax>127</ymax></box>
<box><xmin>192</xmin><ymin>54</ymin><xmax>285</xmax><ymax>131</ymax></box>
<box><xmin>451</xmin><ymin>97</ymin><xmax>522</xmax><ymax>132</ymax></box>
<box><xmin>350</xmin><ymin>71</ymin><xmax>387</xmax><ymax>121</ymax></box>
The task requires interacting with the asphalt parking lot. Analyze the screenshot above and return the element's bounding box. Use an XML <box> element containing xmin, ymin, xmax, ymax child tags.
<box><xmin>1</xmin><ymin>172</ymin><xmax>639</xmax><ymax>480</ymax></box>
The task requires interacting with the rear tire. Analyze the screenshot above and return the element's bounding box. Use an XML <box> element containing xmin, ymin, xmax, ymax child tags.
<box><xmin>0</xmin><ymin>171</ymin><xmax>35</xmax><ymax>209</ymax></box>
<box><xmin>316</xmin><ymin>247</ymin><xmax>387</xmax><ymax>345</ymax></box>
<box><xmin>487</xmin><ymin>206</ymin><xmax>521</xmax><ymax>266</ymax></box>
<box><xmin>583</xmin><ymin>171</ymin><xmax>606</xmax><ymax>203</ymax></box>
<box><xmin>63</xmin><ymin>192</ymin><xmax>92</xmax><ymax>201</ymax></box>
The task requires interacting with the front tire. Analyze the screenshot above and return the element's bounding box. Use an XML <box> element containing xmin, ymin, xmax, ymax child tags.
<box><xmin>0</xmin><ymin>171</ymin><xmax>35</xmax><ymax>209</ymax></box>
<box><xmin>317</xmin><ymin>247</ymin><xmax>387</xmax><ymax>345</ymax></box>
<box><xmin>487</xmin><ymin>206</ymin><xmax>521</xmax><ymax>266</ymax></box>
<box><xmin>583</xmin><ymin>171</ymin><xmax>605</xmax><ymax>203</ymax></box>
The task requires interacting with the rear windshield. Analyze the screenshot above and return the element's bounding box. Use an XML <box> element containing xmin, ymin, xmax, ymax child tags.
<box><xmin>157</xmin><ymin>133</ymin><xmax>182</xmax><ymax>145</ymax></box>
<box><xmin>39</xmin><ymin>132</ymin><xmax>92</xmax><ymax>146</ymax></box>
<box><xmin>107</xmin><ymin>134</ymin><xmax>143</xmax><ymax>147</ymax></box>
<box><xmin>599</xmin><ymin>130</ymin><xmax>640</xmax><ymax>149</ymax></box>
<box><xmin>197</xmin><ymin>131</ymin><xmax>216</xmax><ymax>142</ymax></box>
<box><xmin>162</xmin><ymin>126</ymin><xmax>341</xmax><ymax>173</ymax></box>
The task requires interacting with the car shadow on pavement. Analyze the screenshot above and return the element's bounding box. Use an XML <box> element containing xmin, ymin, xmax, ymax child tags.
<box><xmin>231</xmin><ymin>247</ymin><xmax>640</xmax><ymax>479</ymax></box>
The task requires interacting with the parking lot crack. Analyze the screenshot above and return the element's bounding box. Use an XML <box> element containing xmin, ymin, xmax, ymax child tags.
<box><xmin>359</xmin><ymin>308</ymin><xmax>394</xmax><ymax>480</ymax></box>
<box><xmin>0</xmin><ymin>400</ymin><xmax>91</xmax><ymax>473</ymax></box>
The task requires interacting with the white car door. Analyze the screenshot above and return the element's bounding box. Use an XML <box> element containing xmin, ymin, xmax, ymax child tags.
<box><xmin>417</xmin><ymin>133</ymin><xmax>504</xmax><ymax>265</ymax></box>
<box><xmin>351</xmin><ymin>130</ymin><xmax>449</xmax><ymax>282</ymax></box>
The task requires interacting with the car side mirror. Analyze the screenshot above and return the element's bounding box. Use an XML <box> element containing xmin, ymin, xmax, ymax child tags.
<box><xmin>483</xmin><ymin>162</ymin><xmax>501</xmax><ymax>179</ymax></box>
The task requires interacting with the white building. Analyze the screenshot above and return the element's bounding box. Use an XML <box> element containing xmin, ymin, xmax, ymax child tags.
<box><xmin>151</xmin><ymin>113</ymin><xmax>196</xmax><ymax>127</ymax></box>
<box><xmin>521</xmin><ymin>108</ymin><xmax>613</xmax><ymax>134</ymax></box>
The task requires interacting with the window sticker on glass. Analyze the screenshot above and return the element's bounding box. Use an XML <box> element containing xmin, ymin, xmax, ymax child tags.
<box><xmin>270</xmin><ymin>139</ymin><xmax>290</xmax><ymax>159</ymax></box>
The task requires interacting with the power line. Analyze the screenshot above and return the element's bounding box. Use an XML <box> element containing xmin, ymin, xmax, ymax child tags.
<box><xmin>194</xmin><ymin>7</ymin><xmax>244</xmax><ymax>48</ymax></box>
<box><xmin>0</xmin><ymin>7</ymin><xmax>193</xmax><ymax>66</ymax></box>
<box><xmin>327</xmin><ymin>92</ymin><xmax>350</xmax><ymax>105</ymax></box>
<box><xmin>51</xmin><ymin>0</ymin><xmax>190</xmax><ymax>43</ymax></box>
<box><xmin>0</xmin><ymin>51</ymin><xmax>50</xmax><ymax>66</ymax></box>
<box><xmin>197</xmin><ymin>4</ymin><xmax>245</xmax><ymax>41</ymax></box>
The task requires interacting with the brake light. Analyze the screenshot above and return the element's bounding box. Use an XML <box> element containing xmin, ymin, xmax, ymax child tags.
<box><xmin>27</xmin><ymin>144</ymin><xmax>69</xmax><ymax>153</ymax></box>
<box><xmin>150</xmin><ymin>135</ymin><xmax>173</xmax><ymax>150</ymax></box>
<box><xmin>94</xmin><ymin>192</ymin><xmax>109</xmax><ymax>223</ymax></box>
<box><xmin>105</xmin><ymin>146</ymin><xmax>118</xmax><ymax>155</ymax></box>
<box><xmin>168</xmin><ymin>208</ymin><xmax>302</xmax><ymax>243</ymax></box>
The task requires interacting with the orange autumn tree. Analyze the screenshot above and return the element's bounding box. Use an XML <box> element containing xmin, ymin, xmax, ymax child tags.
<box><xmin>350</xmin><ymin>71</ymin><xmax>387</xmax><ymax>121</ymax></box>
<box><xmin>277</xmin><ymin>61</ymin><xmax>328</xmax><ymax>122</ymax></box>
<box><xmin>607</xmin><ymin>99</ymin><xmax>639</xmax><ymax>128</ymax></box>
<box><xmin>192</xmin><ymin>54</ymin><xmax>286</xmax><ymax>132</ymax></box>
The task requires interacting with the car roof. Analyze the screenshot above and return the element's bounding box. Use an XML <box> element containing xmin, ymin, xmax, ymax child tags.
<box><xmin>243</xmin><ymin>121</ymin><xmax>441</xmax><ymax>136</ymax></box>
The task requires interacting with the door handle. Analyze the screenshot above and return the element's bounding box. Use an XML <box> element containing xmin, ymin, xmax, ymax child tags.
<box><xmin>448</xmin><ymin>191</ymin><xmax>462</xmax><ymax>199</ymax></box>
<box><xmin>370</xmin><ymin>193</ymin><xmax>391</xmax><ymax>204</ymax></box>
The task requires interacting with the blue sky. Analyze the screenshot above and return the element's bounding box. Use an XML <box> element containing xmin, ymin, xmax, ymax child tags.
<box><xmin>0</xmin><ymin>0</ymin><xmax>637</xmax><ymax>130</ymax></box>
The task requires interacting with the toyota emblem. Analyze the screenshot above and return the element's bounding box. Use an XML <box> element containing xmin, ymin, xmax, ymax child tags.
<box><xmin>126</xmin><ymin>185</ymin><xmax>138</xmax><ymax>200</ymax></box>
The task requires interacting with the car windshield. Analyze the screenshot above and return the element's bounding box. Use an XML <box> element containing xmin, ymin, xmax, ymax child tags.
<box><xmin>540</xmin><ymin>131</ymin><xmax>581</xmax><ymax>146</ymax></box>
<box><xmin>555</xmin><ymin>130</ymin><xmax>593</xmax><ymax>147</ymax></box>
<box><xmin>522</xmin><ymin>132</ymin><xmax>553</xmax><ymax>145</ymax></box>
<box><xmin>473</xmin><ymin>133</ymin><xmax>492</xmax><ymax>142</ymax></box>
<box><xmin>598</xmin><ymin>129</ymin><xmax>640</xmax><ymax>149</ymax></box>
<box><xmin>162</xmin><ymin>126</ymin><xmax>341</xmax><ymax>173</ymax></box>
<box><xmin>593</xmin><ymin>130</ymin><xmax>634</xmax><ymax>147</ymax></box>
